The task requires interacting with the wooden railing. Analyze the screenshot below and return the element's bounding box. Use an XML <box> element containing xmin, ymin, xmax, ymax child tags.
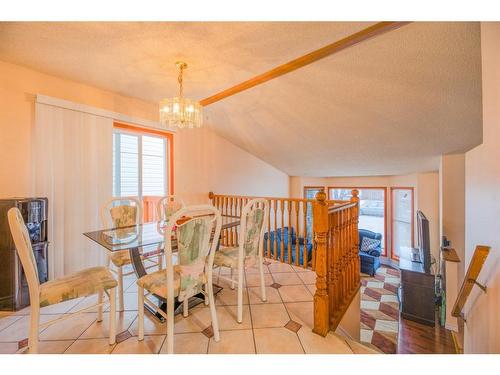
<box><xmin>208</xmin><ymin>192</ymin><xmax>348</xmax><ymax>270</ymax></box>
<box><xmin>452</xmin><ymin>245</ymin><xmax>491</xmax><ymax>319</ymax></box>
<box><xmin>312</xmin><ymin>190</ymin><xmax>360</xmax><ymax>336</ymax></box>
<box><xmin>143</xmin><ymin>196</ymin><xmax>162</xmax><ymax>222</ymax></box>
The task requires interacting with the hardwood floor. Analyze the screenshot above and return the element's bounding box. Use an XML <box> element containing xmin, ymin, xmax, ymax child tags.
<box><xmin>397</xmin><ymin>316</ymin><xmax>456</xmax><ymax>354</ymax></box>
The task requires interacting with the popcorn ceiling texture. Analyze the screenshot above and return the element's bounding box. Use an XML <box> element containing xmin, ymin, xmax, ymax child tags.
<box><xmin>0</xmin><ymin>22</ymin><xmax>482</xmax><ymax>177</ymax></box>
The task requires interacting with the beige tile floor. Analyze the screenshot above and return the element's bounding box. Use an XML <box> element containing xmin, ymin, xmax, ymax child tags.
<box><xmin>0</xmin><ymin>259</ymin><xmax>377</xmax><ymax>354</ymax></box>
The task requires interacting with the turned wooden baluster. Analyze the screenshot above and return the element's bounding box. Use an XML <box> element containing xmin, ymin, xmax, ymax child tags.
<box><xmin>266</xmin><ymin>200</ymin><xmax>271</xmax><ymax>258</ymax></box>
<box><xmin>273</xmin><ymin>200</ymin><xmax>278</xmax><ymax>260</ymax></box>
<box><xmin>280</xmin><ymin>200</ymin><xmax>285</xmax><ymax>263</ymax></box>
<box><xmin>295</xmin><ymin>201</ymin><xmax>300</xmax><ymax>266</ymax></box>
<box><xmin>313</xmin><ymin>191</ymin><xmax>329</xmax><ymax>336</ymax></box>
<box><xmin>287</xmin><ymin>200</ymin><xmax>292</xmax><ymax>264</ymax></box>
<box><xmin>302</xmin><ymin>202</ymin><xmax>308</xmax><ymax>268</ymax></box>
<box><xmin>351</xmin><ymin>190</ymin><xmax>360</xmax><ymax>287</ymax></box>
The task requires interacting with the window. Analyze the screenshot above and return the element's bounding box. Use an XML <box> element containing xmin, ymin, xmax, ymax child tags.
<box><xmin>391</xmin><ymin>187</ymin><xmax>414</xmax><ymax>260</ymax></box>
<box><xmin>304</xmin><ymin>186</ymin><xmax>325</xmax><ymax>239</ymax></box>
<box><xmin>112</xmin><ymin>124</ymin><xmax>172</xmax><ymax>198</ymax></box>
<box><xmin>329</xmin><ymin>187</ymin><xmax>387</xmax><ymax>256</ymax></box>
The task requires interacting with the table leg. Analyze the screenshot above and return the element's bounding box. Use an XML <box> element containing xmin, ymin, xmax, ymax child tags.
<box><xmin>128</xmin><ymin>236</ymin><xmax>224</xmax><ymax>322</ymax></box>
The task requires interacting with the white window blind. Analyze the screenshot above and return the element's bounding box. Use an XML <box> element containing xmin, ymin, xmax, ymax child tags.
<box><xmin>113</xmin><ymin>130</ymin><xmax>168</xmax><ymax>198</ymax></box>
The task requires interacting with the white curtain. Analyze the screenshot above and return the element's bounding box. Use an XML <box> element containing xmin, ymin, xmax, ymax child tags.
<box><xmin>33</xmin><ymin>103</ymin><xmax>113</xmax><ymax>279</ymax></box>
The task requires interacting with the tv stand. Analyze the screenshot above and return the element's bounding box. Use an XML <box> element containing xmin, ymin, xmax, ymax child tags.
<box><xmin>399</xmin><ymin>247</ymin><xmax>436</xmax><ymax>326</ymax></box>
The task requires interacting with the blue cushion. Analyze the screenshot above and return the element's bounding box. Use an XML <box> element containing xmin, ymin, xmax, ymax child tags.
<box><xmin>359</xmin><ymin>252</ymin><xmax>378</xmax><ymax>264</ymax></box>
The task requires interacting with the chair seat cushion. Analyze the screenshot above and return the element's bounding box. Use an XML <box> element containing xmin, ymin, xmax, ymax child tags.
<box><xmin>359</xmin><ymin>252</ymin><xmax>378</xmax><ymax>264</ymax></box>
<box><xmin>136</xmin><ymin>266</ymin><xmax>206</xmax><ymax>299</ymax></box>
<box><xmin>109</xmin><ymin>250</ymin><xmax>132</xmax><ymax>267</ymax></box>
<box><xmin>213</xmin><ymin>246</ymin><xmax>240</xmax><ymax>268</ymax></box>
<box><xmin>39</xmin><ymin>266</ymin><xmax>117</xmax><ymax>307</ymax></box>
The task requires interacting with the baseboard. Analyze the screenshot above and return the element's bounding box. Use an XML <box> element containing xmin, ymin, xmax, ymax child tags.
<box><xmin>445</xmin><ymin>321</ymin><xmax>459</xmax><ymax>332</ymax></box>
<box><xmin>335</xmin><ymin>325</ymin><xmax>354</xmax><ymax>341</ymax></box>
<box><xmin>451</xmin><ymin>331</ymin><xmax>464</xmax><ymax>354</ymax></box>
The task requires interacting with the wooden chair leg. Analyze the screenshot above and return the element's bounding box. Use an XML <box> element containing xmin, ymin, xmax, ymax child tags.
<box><xmin>183</xmin><ymin>298</ymin><xmax>189</xmax><ymax>317</ymax></box>
<box><xmin>204</xmin><ymin>283</ymin><xmax>209</xmax><ymax>306</ymax></box>
<box><xmin>237</xmin><ymin>265</ymin><xmax>244</xmax><ymax>323</ymax></box>
<box><xmin>259</xmin><ymin>257</ymin><xmax>267</xmax><ymax>302</ymax></box>
<box><xmin>166</xmin><ymin>296</ymin><xmax>174</xmax><ymax>354</ymax></box>
<box><xmin>207</xmin><ymin>282</ymin><xmax>220</xmax><ymax>342</ymax></box>
<box><xmin>28</xmin><ymin>304</ymin><xmax>40</xmax><ymax>354</ymax></box>
<box><xmin>230</xmin><ymin>268</ymin><xmax>235</xmax><ymax>290</ymax></box>
<box><xmin>117</xmin><ymin>266</ymin><xmax>124</xmax><ymax>312</ymax></box>
<box><xmin>109</xmin><ymin>287</ymin><xmax>116</xmax><ymax>345</ymax></box>
<box><xmin>97</xmin><ymin>290</ymin><xmax>104</xmax><ymax>322</ymax></box>
<box><xmin>137</xmin><ymin>286</ymin><xmax>144</xmax><ymax>341</ymax></box>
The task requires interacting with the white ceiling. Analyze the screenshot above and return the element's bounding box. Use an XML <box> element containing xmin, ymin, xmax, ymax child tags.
<box><xmin>0</xmin><ymin>22</ymin><xmax>482</xmax><ymax>176</ymax></box>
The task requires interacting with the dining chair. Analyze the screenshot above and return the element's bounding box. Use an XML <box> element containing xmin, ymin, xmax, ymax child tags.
<box><xmin>136</xmin><ymin>205</ymin><xmax>222</xmax><ymax>354</ymax></box>
<box><xmin>156</xmin><ymin>195</ymin><xmax>185</xmax><ymax>222</ymax></box>
<box><xmin>101</xmin><ymin>196</ymin><xmax>161</xmax><ymax>311</ymax></box>
<box><xmin>213</xmin><ymin>198</ymin><xmax>269</xmax><ymax>323</ymax></box>
<box><xmin>7</xmin><ymin>207</ymin><xmax>117</xmax><ymax>354</ymax></box>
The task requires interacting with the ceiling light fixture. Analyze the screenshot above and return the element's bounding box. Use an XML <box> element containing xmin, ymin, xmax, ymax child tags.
<box><xmin>160</xmin><ymin>61</ymin><xmax>202</xmax><ymax>129</ymax></box>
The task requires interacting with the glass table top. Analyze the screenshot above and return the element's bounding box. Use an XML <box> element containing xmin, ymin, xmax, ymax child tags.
<box><xmin>83</xmin><ymin>216</ymin><xmax>240</xmax><ymax>251</ymax></box>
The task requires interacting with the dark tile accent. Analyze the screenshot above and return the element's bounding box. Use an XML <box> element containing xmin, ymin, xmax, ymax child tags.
<box><xmin>202</xmin><ymin>325</ymin><xmax>214</xmax><ymax>338</ymax></box>
<box><xmin>116</xmin><ymin>330</ymin><xmax>132</xmax><ymax>343</ymax></box>
<box><xmin>386</xmin><ymin>268</ymin><xmax>400</xmax><ymax>277</ymax></box>
<box><xmin>384</xmin><ymin>282</ymin><xmax>398</xmax><ymax>294</ymax></box>
<box><xmin>18</xmin><ymin>338</ymin><xmax>28</xmax><ymax>350</ymax></box>
<box><xmin>379</xmin><ymin>302</ymin><xmax>400</xmax><ymax>320</ymax></box>
<box><xmin>270</xmin><ymin>283</ymin><xmax>282</xmax><ymax>289</ymax></box>
<box><xmin>284</xmin><ymin>320</ymin><xmax>302</xmax><ymax>333</ymax></box>
<box><xmin>364</xmin><ymin>287</ymin><xmax>382</xmax><ymax>301</ymax></box>
<box><xmin>372</xmin><ymin>330</ymin><xmax>397</xmax><ymax>354</ymax></box>
<box><xmin>360</xmin><ymin>310</ymin><xmax>377</xmax><ymax>330</ymax></box>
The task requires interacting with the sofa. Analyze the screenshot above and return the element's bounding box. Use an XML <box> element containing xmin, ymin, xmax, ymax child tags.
<box><xmin>358</xmin><ymin>229</ymin><xmax>382</xmax><ymax>276</ymax></box>
<box><xmin>263</xmin><ymin>226</ymin><xmax>312</xmax><ymax>265</ymax></box>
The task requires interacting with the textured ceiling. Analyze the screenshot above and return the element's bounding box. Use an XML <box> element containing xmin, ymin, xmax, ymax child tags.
<box><xmin>0</xmin><ymin>22</ymin><xmax>482</xmax><ymax>176</ymax></box>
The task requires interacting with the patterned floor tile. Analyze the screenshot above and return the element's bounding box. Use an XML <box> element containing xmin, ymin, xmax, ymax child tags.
<box><xmin>360</xmin><ymin>265</ymin><xmax>400</xmax><ymax>354</ymax></box>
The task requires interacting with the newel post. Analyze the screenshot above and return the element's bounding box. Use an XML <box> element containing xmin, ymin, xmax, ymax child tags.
<box><xmin>351</xmin><ymin>189</ymin><xmax>360</xmax><ymax>277</ymax></box>
<box><xmin>208</xmin><ymin>191</ymin><xmax>215</xmax><ymax>205</ymax></box>
<box><xmin>313</xmin><ymin>191</ymin><xmax>329</xmax><ymax>336</ymax></box>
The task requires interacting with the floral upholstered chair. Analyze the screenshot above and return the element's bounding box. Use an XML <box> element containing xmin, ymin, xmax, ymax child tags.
<box><xmin>7</xmin><ymin>208</ymin><xmax>117</xmax><ymax>354</ymax></box>
<box><xmin>136</xmin><ymin>205</ymin><xmax>222</xmax><ymax>354</ymax></box>
<box><xmin>101</xmin><ymin>196</ymin><xmax>152</xmax><ymax>311</ymax></box>
<box><xmin>213</xmin><ymin>198</ymin><xmax>269</xmax><ymax>323</ymax></box>
<box><xmin>156</xmin><ymin>195</ymin><xmax>185</xmax><ymax>223</ymax></box>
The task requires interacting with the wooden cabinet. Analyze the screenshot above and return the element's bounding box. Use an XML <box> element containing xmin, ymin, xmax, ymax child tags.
<box><xmin>399</xmin><ymin>247</ymin><xmax>436</xmax><ymax>326</ymax></box>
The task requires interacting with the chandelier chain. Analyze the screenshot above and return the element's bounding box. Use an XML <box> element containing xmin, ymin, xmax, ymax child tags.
<box><xmin>178</xmin><ymin>64</ymin><xmax>184</xmax><ymax>98</ymax></box>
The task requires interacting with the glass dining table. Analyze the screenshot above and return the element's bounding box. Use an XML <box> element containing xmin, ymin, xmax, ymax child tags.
<box><xmin>83</xmin><ymin>215</ymin><xmax>240</xmax><ymax>321</ymax></box>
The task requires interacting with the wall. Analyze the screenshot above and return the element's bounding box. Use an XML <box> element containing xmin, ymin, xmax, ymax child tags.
<box><xmin>175</xmin><ymin>126</ymin><xmax>289</xmax><ymax>204</ymax></box>
<box><xmin>464</xmin><ymin>22</ymin><xmax>500</xmax><ymax>353</ymax></box>
<box><xmin>289</xmin><ymin>173</ymin><xmax>440</xmax><ymax>262</ymax></box>
<box><xmin>439</xmin><ymin>153</ymin><xmax>466</xmax><ymax>332</ymax></box>
<box><xmin>0</xmin><ymin>60</ymin><xmax>289</xmax><ymax>202</ymax></box>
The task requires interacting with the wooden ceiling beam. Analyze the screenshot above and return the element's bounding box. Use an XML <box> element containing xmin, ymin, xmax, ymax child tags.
<box><xmin>200</xmin><ymin>21</ymin><xmax>411</xmax><ymax>107</ymax></box>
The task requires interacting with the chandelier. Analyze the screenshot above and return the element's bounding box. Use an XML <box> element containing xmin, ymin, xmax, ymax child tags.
<box><xmin>159</xmin><ymin>61</ymin><xmax>203</xmax><ymax>129</ymax></box>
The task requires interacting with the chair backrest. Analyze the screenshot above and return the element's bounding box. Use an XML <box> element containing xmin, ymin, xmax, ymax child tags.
<box><xmin>101</xmin><ymin>196</ymin><xmax>142</xmax><ymax>229</ymax></box>
<box><xmin>163</xmin><ymin>205</ymin><xmax>222</xmax><ymax>302</ymax></box>
<box><xmin>7</xmin><ymin>208</ymin><xmax>40</xmax><ymax>299</ymax></box>
<box><xmin>156</xmin><ymin>195</ymin><xmax>185</xmax><ymax>222</ymax></box>
<box><xmin>239</xmin><ymin>198</ymin><xmax>269</xmax><ymax>260</ymax></box>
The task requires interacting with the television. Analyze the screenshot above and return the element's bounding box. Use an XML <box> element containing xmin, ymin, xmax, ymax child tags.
<box><xmin>416</xmin><ymin>210</ymin><xmax>432</xmax><ymax>272</ymax></box>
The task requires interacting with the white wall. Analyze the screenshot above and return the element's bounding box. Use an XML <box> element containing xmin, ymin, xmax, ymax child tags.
<box><xmin>175</xmin><ymin>126</ymin><xmax>289</xmax><ymax>204</ymax></box>
<box><xmin>464</xmin><ymin>22</ymin><xmax>500</xmax><ymax>353</ymax></box>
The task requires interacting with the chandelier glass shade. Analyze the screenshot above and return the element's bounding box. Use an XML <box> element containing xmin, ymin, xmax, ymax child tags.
<box><xmin>159</xmin><ymin>62</ymin><xmax>203</xmax><ymax>129</ymax></box>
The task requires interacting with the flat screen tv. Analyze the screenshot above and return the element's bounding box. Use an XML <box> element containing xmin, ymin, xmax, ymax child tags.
<box><xmin>416</xmin><ymin>210</ymin><xmax>432</xmax><ymax>272</ymax></box>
